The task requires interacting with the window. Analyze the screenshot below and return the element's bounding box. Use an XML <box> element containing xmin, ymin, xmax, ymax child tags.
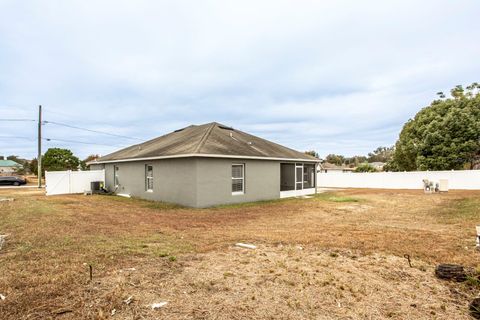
<box><xmin>145</xmin><ymin>164</ymin><xmax>153</xmax><ymax>191</ymax></box>
<box><xmin>232</xmin><ymin>164</ymin><xmax>244</xmax><ymax>195</ymax></box>
<box><xmin>114</xmin><ymin>165</ymin><xmax>119</xmax><ymax>187</ymax></box>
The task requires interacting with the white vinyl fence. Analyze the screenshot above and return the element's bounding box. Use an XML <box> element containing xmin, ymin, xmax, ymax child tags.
<box><xmin>317</xmin><ymin>170</ymin><xmax>480</xmax><ymax>190</ymax></box>
<box><xmin>45</xmin><ymin>170</ymin><xmax>105</xmax><ymax>196</ymax></box>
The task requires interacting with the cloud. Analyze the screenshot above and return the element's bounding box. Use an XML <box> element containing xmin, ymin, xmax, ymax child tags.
<box><xmin>0</xmin><ymin>0</ymin><xmax>479</xmax><ymax>159</ymax></box>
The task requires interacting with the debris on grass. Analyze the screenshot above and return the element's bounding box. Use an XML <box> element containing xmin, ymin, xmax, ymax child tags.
<box><xmin>470</xmin><ymin>298</ymin><xmax>480</xmax><ymax>319</ymax></box>
<box><xmin>122</xmin><ymin>267</ymin><xmax>136</xmax><ymax>272</ymax></box>
<box><xmin>151</xmin><ymin>301</ymin><xmax>168</xmax><ymax>310</ymax></box>
<box><xmin>0</xmin><ymin>197</ymin><xmax>14</xmax><ymax>202</ymax></box>
<box><xmin>0</xmin><ymin>234</ymin><xmax>7</xmax><ymax>250</ymax></box>
<box><xmin>111</xmin><ymin>309</ymin><xmax>116</xmax><ymax>316</ymax></box>
<box><xmin>235</xmin><ymin>243</ymin><xmax>257</xmax><ymax>249</ymax></box>
<box><xmin>0</xmin><ymin>294</ymin><xmax>5</xmax><ymax>301</ymax></box>
<box><xmin>54</xmin><ymin>308</ymin><xmax>73</xmax><ymax>315</ymax></box>
<box><xmin>117</xmin><ymin>193</ymin><xmax>131</xmax><ymax>198</ymax></box>
<box><xmin>124</xmin><ymin>296</ymin><xmax>133</xmax><ymax>305</ymax></box>
<box><xmin>435</xmin><ymin>264</ymin><xmax>467</xmax><ymax>282</ymax></box>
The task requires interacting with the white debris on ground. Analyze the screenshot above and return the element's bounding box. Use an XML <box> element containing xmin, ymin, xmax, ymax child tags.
<box><xmin>0</xmin><ymin>294</ymin><xmax>6</xmax><ymax>301</ymax></box>
<box><xmin>111</xmin><ymin>309</ymin><xmax>116</xmax><ymax>316</ymax></box>
<box><xmin>123</xmin><ymin>296</ymin><xmax>133</xmax><ymax>305</ymax></box>
<box><xmin>151</xmin><ymin>302</ymin><xmax>168</xmax><ymax>310</ymax></box>
<box><xmin>0</xmin><ymin>235</ymin><xmax>7</xmax><ymax>250</ymax></box>
<box><xmin>117</xmin><ymin>193</ymin><xmax>131</xmax><ymax>198</ymax></box>
<box><xmin>235</xmin><ymin>243</ymin><xmax>256</xmax><ymax>249</ymax></box>
<box><xmin>0</xmin><ymin>197</ymin><xmax>14</xmax><ymax>202</ymax></box>
<box><xmin>122</xmin><ymin>267</ymin><xmax>136</xmax><ymax>272</ymax></box>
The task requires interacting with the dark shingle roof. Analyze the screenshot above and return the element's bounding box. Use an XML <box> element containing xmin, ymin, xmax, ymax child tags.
<box><xmin>95</xmin><ymin>122</ymin><xmax>318</xmax><ymax>163</ymax></box>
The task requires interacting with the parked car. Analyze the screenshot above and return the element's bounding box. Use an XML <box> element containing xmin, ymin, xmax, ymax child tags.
<box><xmin>0</xmin><ymin>176</ymin><xmax>27</xmax><ymax>186</ymax></box>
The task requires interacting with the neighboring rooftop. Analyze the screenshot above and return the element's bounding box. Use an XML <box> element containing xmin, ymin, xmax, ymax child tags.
<box><xmin>0</xmin><ymin>160</ymin><xmax>22</xmax><ymax>167</ymax></box>
<box><xmin>320</xmin><ymin>162</ymin><xmax>355</xmax><ymax>171</ymax></box>
<box><xmin>94</xmin><ymin>122</ymin><xmax>318</xmax><ymax>163</ymax></box>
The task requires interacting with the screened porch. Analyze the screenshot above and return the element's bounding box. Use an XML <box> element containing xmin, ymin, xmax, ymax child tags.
<box><xmin>280</xmin><ymin>162</ymin><xmax>316</xmax><ymax>198</ymax></box>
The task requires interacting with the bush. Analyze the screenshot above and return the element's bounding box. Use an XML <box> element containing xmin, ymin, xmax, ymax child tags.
<box><xmin>354</xmin><ymin>163</ymin><xmax>377</xmax><ymax>172</ymax></box>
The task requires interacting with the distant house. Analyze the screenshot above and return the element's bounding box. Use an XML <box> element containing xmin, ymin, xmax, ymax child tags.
<box><xmin>0</xmin><ymin>160</ymin><xmax>23</xmax><ymax>174</ymax></box>
<box><xmin>318</xmin><ymin>162</ymin><xmax>355</xmax><ymax>173</ymax></box>
<box><xmin>369</xmin><ymin>162</ymin><xmax>385</xmax><ymax>171</ymax></box>
<box><xmin>89</xmin><ymin>122</ymin><xmax>320</xmax><ymax>207</ymax></box>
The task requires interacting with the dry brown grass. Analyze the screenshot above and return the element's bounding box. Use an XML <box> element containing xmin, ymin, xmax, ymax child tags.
<box><xmin>0</xmin><ymin>188</ymin><xmax>479</xmax><ymax>319</ymax></box>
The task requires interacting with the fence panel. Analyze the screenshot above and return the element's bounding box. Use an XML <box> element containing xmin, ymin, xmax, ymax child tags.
<box><xmin>46</xmin><ymin>170</ymin><xmax>105</xmax><ymax>195</ymax></box>
<box><xmin>317</xmin><ymin>170</ymin><xmax>480</xmax><ymax>190</ymax></box>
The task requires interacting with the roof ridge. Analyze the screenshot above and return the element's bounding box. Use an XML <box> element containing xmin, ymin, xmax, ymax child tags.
<box><xmin>193</xmin><ymin>122</ymin><xmax>217</xmax><ymax>153</ymax></box>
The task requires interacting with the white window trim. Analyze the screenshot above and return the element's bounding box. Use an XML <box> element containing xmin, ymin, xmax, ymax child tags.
<box><xmin>232</xmin><ymin>163</ymin><xmax>245</xmax><ymax>195</ymax></box>
<box><xmin>114</xmin><ymin>165</ymin><xmax>119</xmax><ymax>188</ymax></box>
<box><xmin>145</xmin><ymin>164</ymin><xmax>154</xmax><ymax>192</ymax></box>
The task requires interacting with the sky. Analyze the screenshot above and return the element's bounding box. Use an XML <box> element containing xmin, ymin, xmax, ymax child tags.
<box><xmin>0</xmin><ymin>0</ymin><xmax>479</xmax><ymax>160</ymax></box>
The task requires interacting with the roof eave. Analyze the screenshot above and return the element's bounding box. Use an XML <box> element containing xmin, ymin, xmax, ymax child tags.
<box><xmin>88</xmin><ymin>153</ymin><xmax>320</xmax><ymax>165</ymax></box>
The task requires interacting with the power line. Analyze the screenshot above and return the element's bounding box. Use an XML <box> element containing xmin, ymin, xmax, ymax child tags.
<box><xmin>0</xmin><ymin>118</ymin><xmax>36</xmax><ymax>122</ymax></box>
<box><xmin>44</xmin><ymin>137</ymin><xmax>126</xmax><ymax>148</ymax></box>
<box><xmin>43</xmin><ymin>120</ymin><xmax>145</xmax><ymax>142</ymax></box>
<box><xmin>0</xmin><ymin>135</ymin><xmax>33</xmax><ymax>140</ymax></box>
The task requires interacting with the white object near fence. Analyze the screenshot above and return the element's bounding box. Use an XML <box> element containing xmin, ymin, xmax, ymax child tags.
<box><xmin>45</xmin><ymin>170</ymin><xmax>105</xmax><ymax>196</ymax></box>
<box><xmin>317</xmin><ymin>170</ymin><xmax>480</xmax><ymax>190</ymax></box>
<box><xmin>476</xmin><ymin>226</ymin><xmax>480</xmax><ymax>249</ymax></box>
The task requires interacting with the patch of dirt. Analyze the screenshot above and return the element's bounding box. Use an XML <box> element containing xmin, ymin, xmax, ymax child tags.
<box><xmin>91</xmin><ymin>245</ymin><xmax>469</xmax><ymax>319</ymax></box>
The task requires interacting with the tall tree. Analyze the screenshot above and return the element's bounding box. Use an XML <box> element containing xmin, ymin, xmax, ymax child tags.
<box><xmin>344</xmin><ymin>155</ymin><xmax>367</xmax><ymax>167</ymax></box>
<box><xmin>325</xmin><ymin>154</ymin><xmax>345</xmax><ymax>166</ymax></box>
<box><xmin>29</xmin><ymin>158</ymin><xmax>38</xmax><ymax>176</ymax></box>
<box><xmin>6</xmin><ymin>155</ymin><xmax>26</xmax><ymax>166</ymax></box>
<box><xmin>389</xmin><ymin>83</ymin><xmax>480</xmax><ymax>171</ymax></box>
<box><xmin>367</xmin><ymin>146</ymin><xmax>394</xmax><ymax>163</ymax></box>
<box><xmin>42</xmin><ymin>148</ymin><xmax>80</xmax><ymax>173</ymax></box>
<box><xmin>80</xmin><ymin>154</ymin><xmax>100</xmax><ymax>170</ymax></box>
<box><xmin>304</xmin><ymin>150</ymin><xmax>319</xmax><ymax>158</ymax></box>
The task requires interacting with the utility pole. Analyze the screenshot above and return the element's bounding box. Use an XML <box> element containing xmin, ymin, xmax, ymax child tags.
<box><xmin>37</xmin><ymin>105</ymin><xmax>42</xmax><ymax>188</ymax></box>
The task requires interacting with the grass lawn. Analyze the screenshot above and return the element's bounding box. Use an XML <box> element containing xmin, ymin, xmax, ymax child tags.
<box><xmin>0</xmin><ymin>188</ymin><xmax>479</xmax><ymax>319</ymax></box>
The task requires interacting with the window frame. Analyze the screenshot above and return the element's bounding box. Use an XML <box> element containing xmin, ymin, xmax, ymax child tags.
<box><xmin>231</xmin><ymin>163</ymin><xmax>245</xmax><ymax>195</ymax></box>
<box><xmin>145</xmin><ymin>164</ymin><xmax>154</xmax><ymax>192</ymax></box>
<box><xmin>113</xmin><ymin>165</ymin><xmax>119</xmax><ymax>187</ymax></box>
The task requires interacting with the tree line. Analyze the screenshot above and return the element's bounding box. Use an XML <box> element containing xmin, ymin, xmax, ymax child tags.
<box><xmin>7</xmin><ymin>84</ymin><xmax>480</xmax><ymax>175</ymax></box>
<box><xmin>5</xmin><ymin>149</ymin><xmax>99</xmax><ymax>175</ymax></box>
<box><xmin>306</xmin><ymin>83</ymin><xmax>480</xmax><ymax>172</ymax></box>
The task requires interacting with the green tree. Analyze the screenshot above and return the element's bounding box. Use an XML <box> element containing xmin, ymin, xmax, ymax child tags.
<box><xmin>304</xmin><ymin>150</ymin><xmax>319</xmax><ymax>158</ymax></box>
<box><xmin>344</xmin><ymin>155</ymin><xmax>367</xmax><ymax>167</ymax></box>
<box><xmin>389</xmin><ymin>83</ymin><xmax>480</xmax><ymax>171</ymax></box>
<box><xmin>80</xmin><ymin>154</ymin><xmax>100</xmax><ymax>170</ymax></box>
<box><xmin>42</xmin><ymin>148</ymin><xmax>80</xmax><ymax>173</ymax></box>
<box><xmin>325</xmin><ymin>154</ymin><xmax>345</xmax><ymax>166</ymax></box>
<box><xmin>367</xmin><ymin>146</ymin><xmax>394</xmax><ymax>163</ymax></box>
<box><xmin>354</xmin><ymin>163</ymin><xmax>377</xmax><ymax>172</ymax></box>
<box><xmin>29</xmin><ymin>158</ymin><xmax>38</xmax><ymax>176</ymax></box>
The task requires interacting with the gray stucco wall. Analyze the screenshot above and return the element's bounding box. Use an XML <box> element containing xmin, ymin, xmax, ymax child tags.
<box><xmin>195</xmin><ymin>158</ymin><xmax>281</xmax><ymax>207</ymax></box>
<box><xmin>91</xmin><ymin>157</ymin><xmax>304</xmax><ymax>207</ymax></box>
<box><xmin>97</xmin><ymin>159</ymin><xmax>197</xmax><ymax>207</ymax></box>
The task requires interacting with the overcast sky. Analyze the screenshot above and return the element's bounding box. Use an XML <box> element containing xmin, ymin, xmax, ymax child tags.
<box><xmin>1</xmin><ymin>0</ymin><xmax>479</xmax><ymax>160</ymax></box>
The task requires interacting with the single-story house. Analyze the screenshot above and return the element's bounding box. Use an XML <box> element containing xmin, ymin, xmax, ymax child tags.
<box><xmin>369</xmin><ymin>162</ymin><xmax>385</xmax><ymax>171</ymax></box>
<box><xmin>318</xmin><ymin>162</ymin><xmax>355</xmax><ymax>173</ymax></box>
<box><xmin>89</xmin><ymin>122</ymin><xmax>320</xmax><ymax>207</ymax></box>
<box><xmin>0</xmin><ymin>159</ymin><xmax>23</xmax><ymax>174</ymax></box>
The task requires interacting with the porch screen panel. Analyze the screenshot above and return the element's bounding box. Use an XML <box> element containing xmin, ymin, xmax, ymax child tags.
<box><xmin>296</xmin><ymin>165</ymin><xmax>303</xmax><ymax>190</ymax></box>
<box><xmin>303</xmin><ymin>164</ymin><xmax>315</xmax><ymax>188</ymax></box>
